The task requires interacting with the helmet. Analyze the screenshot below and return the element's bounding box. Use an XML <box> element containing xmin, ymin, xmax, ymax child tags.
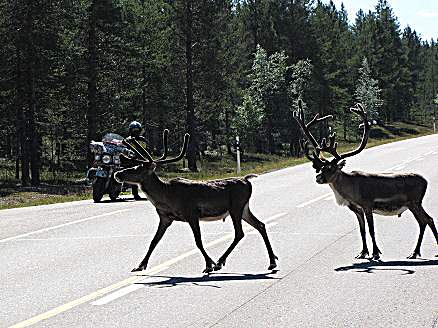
<box><xmin>128</xmin><ymin>121</ymin><xmax>142</xmax><ymax>137</ymax></box>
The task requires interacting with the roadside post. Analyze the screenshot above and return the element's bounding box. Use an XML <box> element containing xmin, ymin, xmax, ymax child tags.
<box><xmin>433</xmin><ymin>116</ymin><xmax>436</xmax><ymax>134</ymax></box>
<box><xmin>236</xmin><ymin>136</ymin><xmax>241</xmax><ymax>174</ymax></box>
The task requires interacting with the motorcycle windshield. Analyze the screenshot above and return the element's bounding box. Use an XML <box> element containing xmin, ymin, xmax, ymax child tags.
<box><xmin>102</xmin><ymin>133</ymin><xmax>124</xmax><ymax>145</ymax></box>
<box><xmin>102</xmin><ymin>133</ymin><xmax>127</xmax><ymax>154</ymax></box>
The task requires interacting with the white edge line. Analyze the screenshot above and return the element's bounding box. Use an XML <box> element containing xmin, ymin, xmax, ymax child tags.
<box><xmin>248</xmin><ymin>221</ymin><xmax>278</xmax><ymax>235</ymax></box>
<box><xmin>0</xmin><ymin>209</ymin><xmax>130</xmax><ymax>243</ymax></box>
<box><xmin>90</xmin><ymin>284</ymin><xmax>144</xmax><ymax>306</ymax></box>
<box><xmin>296</xmin><ymin>192</ymin><xmax>332</xmax><ymax>208</ymax></box>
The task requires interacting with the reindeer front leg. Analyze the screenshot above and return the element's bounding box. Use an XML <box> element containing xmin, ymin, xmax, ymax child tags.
<box><xmin>188</xmin><ymin>219</ymin><xmax>216</xmax><ymax>273</ymax></box>
<box><xmin>364</xmin><ymin>209</ymin><xmax>382</xmax><ymax>260</ymax></box>
<box><xmin>132</xmin><ymin>212</ymin><xmax>173</xmax><ymax>272</ymax></box>
<box><xmin>348</xmin><ymin>205</ymin><xmax>369</xmax><ymax>259</ymax></box>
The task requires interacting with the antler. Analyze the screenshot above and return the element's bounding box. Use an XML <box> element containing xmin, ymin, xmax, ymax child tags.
<box><xmin>300</xmin><ymin>139</ymin><xmax>324</xmax><ymax>165</ymax></box>
<box><xmin>157</xmin><ymin>129</ymin><xmax>169</xmax><ymax>161</ymax></box>
<box><xmin>337</xmin><ymin>103</ymin><xmax>370</xmax><ymax>160</ymax></box>
<box><xmin>123</xmin><ymin>130</ymin><xmax>189</xmax><ymax>165</ymax></box>
<box><xmin>155</xmin><ymin>133</ymin><xmax>189</xmax><ymax>164</ymax></box>
<box><xmin>293</xmin><ymin>99</ymin><xmax>333</xmax><ymax>151</ymax></box>
<box><xmin>318</xmin><ymin>129</ymin><xmax>341</xmax><ymax>160</ymax></box>
<box><xmin>123</xmin><ymin>137</ymin><xmax>154</xmax><ymax>162</ymax></box>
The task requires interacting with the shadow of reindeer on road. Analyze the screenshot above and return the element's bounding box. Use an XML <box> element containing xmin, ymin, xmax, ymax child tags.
<box><xmin>135</xmin><ymin>271</ymin><xmax>279</xmax><ymax>289</ymax></box>
<box><xmin>335</xmin><ymin>259</ymin><xmax>438</xmax><ymax>275</ymax></box>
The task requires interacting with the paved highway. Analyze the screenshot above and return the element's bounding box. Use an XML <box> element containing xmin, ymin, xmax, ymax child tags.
<box><xmin>1</xmin><ymin>134</ymin><xmax>438</xmax><ymax>327</ymax></box>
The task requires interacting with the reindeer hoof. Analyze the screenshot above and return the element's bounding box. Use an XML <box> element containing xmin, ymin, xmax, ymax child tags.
<box><xmin>268</xmin><ymin>263</ymin><xmax>277</xmax><ymax>270</ymax></box>
<box><xmin>355</xmin><ymin>251</ymin><xmax>369</xmax><ymax>259</ymax></box>
<box><xmin>131</xmin><ymin>263</ymin><xmax>147</xmax><ymax>272</ymax></box>
<box><xmin>203</xmin><ymin>267</ymin><xmax>214</xmax><ymax>274</ymax></box>
<box><xmin>370</xmin><ymin>253</ymin><xmax>380</xmax><ymax>261</ymax></box>
<box><xmin>407</xmin><ymin>252</ymin><xmax>420</xmax><ymax>259</ymax></box>
<box><xmin>214</xmin><ymin>261</ymin><xmax>225</xmax><ymax>271</ymax></box>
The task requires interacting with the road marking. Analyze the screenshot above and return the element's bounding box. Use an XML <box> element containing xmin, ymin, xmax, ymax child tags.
<box><xmin>248</xmin><ymin>221</ymin><xmax>278</xmax><ymax>235</ymax></box>
<box><xmin>9</xmin><ymin>212</ymin><xmax>287</xmax><ymax>326</ymax></box>
<box><xmin>296</xmin><ymin>192</ymin><xmax>332</xmax><ymax>208</ymax></box>
<box><xmin>269</xmin><ymin>232</ymin><xmax>351</xmax><ymax>236</ymax></box>
<box><xmin>12</xmin><ymin>235</ymin><xmax>148</xmax><ymax>242</ymax></box>
<box><xmin>0</xmin><ymin>210</ymin><xmax>129</xmax><ymax>243</ymax></box>
<box><xmin>390</xmin><ymin>164</ymin><xmax>406</xmax><ymax>171</ymax></box>
<box><xmin>91</xmin><ymin>284</ymin><xmax>144</xmax><ymax>306</ymax></box>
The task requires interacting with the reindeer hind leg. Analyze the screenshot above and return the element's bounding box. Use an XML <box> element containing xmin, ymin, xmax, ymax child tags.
<box><xmin>407</xmin><ymin>206</ymin><xmax>428</xmax><ymax>259</ymax></box>
<box><xmin>418</xmin><ymin>205</ymin><xmax>438</xmax><ymax>245</ymax></box>
<box><xmin>214</xmin><ymin>211</ymin><xmax>244</xmax><ymax>271</ymax></box>
<box><xmin>242</xmin><ymin>204</ymin><xmax>278</xmax><ymax>270</ymax></box>
<box><xmin>409</xmin><ymin>205</ymin><xmax>438</xmax><ymax>257</ymax></box>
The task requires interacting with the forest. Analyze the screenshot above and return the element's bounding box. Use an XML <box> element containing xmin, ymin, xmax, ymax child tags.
<box><xmin>0</xmin><ymin>0</ymin><xmax>437</xmax><ymax>186</ymax></box>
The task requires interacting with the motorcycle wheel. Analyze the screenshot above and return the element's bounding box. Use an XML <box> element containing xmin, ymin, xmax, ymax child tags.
<box><xmin>93</xmin><ymin>178</ymin><xmax>106</xmax><ymax>203</ymax></box>
<box><xmin>108</xmin><ymin>182</ymin><xmax>121</xmax><ymax>201</ymax></box>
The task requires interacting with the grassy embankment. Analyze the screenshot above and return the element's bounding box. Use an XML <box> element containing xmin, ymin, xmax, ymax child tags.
<box><xmin>0</xmin><ymin>121</ymin><xmax>434</xmax><ymax>210</ymax></box>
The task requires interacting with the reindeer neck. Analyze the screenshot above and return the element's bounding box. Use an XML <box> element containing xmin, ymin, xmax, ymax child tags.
<box><xmin>328</xmin><ymin>170</ymin><xmax>354</xmax><ymax>206</ymax></box>
<box><xmin>139</xmin><ymin>172</ymin><xmax>168</xmax><ymax>201</ymax></box>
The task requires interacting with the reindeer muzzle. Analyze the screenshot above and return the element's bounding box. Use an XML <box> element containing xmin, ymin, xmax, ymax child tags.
<box><xmin>316</xmin><ymin>173</ymin><xmax>325</xmax><ymax>184</ymax></box>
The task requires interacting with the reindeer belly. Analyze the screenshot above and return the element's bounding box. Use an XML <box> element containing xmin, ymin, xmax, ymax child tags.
<box><xmin>373</xmin><ymin>199</ymin><xmax>408</xmax><ymax>216</ymax></box>
<box><xmin>199</xmin><ymin>211</ymin><xmax>229</xmax><ymax>222</ymax></box>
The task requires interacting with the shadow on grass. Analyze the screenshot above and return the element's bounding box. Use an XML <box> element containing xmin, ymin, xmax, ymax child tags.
<box><xmin>334</xmin><ymin>259</ymin><xmax>438</xmax><ymax>275</ymax></box>
<box><xmin>134</xmin><ymin>270</ymin><xmax>279</xmax><ymax>289</ymax></box>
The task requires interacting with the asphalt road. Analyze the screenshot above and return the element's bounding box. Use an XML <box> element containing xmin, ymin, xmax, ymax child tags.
<box><xmin>1</xmin><ymin>134</ymin><xmax>438</xmax><ymax>328</ymax></box>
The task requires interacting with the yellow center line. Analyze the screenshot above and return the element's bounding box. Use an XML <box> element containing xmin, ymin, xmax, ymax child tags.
<box><xmin>9</xmin><ymin>212</ymin><xmax>288</xmax><ymax>328</ymax></box>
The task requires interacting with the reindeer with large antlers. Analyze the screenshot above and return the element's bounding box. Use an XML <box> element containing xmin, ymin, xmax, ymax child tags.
<box><xmin>294</xmin><ymin>101</ymin><xmax>438</xmax><ymax>260</ymax></box>
<box><xmin>114</xmin><ymin>130</ymin><xmax>278</xmax><ymax>273</ymax></box>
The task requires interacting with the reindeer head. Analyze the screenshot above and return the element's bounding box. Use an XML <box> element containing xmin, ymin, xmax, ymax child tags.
<box><xmin>293</xmin><ymin>101</ymin><xmax>370</xmax><ymax>185</ymax></box>
<box><xmin>114</xmin><ymin>129</ymin><xmax>189</xmax><ymax>185</ymax></box>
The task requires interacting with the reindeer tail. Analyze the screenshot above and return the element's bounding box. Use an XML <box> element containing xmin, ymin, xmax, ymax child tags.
<box><xmin>244</xmin><ymin>174</ymin><xmax>258</xmax><ymax>181</ymax></box>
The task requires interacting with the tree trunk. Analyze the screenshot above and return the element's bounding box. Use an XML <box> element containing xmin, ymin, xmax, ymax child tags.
<box><xmin>86</xmin><ymin>0</ymin><xmax>98</xmax><ymax>167</ymax></box>
<box><xmin>24</xmin><ymin>1</ymin><xmax>39</xmax><ymax>186</ymax></box>
<box><xmin>14</xmin><ymin>45</ymin><xmax>22</xmax><ymax>181</ymax></box>
<box><xmin>249</xmin><ymin>0</ymin><xmax>259</xmax><ymax>51</ymax></box>
<box><xmin>185</xmin><ymin>0</ymin><xmax>197</xmax><ymax>171</ymax></box>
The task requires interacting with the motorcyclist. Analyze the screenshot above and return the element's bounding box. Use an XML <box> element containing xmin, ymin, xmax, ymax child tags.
<box><xmin>127</xmin><ymin>121</ymin><xmax>147</xmax><ymax>200</ymax></box>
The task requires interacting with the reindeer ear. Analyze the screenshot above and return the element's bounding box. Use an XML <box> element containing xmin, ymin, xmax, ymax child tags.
<box><xmin>337</xmin><ymin>160</ymin><xmax>346</xmax><ymax>169</ymax></box>
<box><xmin>312</xmin><ymin>161</ymin><xmax>323</xmax><ymax>173</ymax></box>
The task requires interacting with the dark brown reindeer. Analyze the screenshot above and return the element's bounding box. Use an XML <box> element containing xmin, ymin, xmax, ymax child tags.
<box><xmin>294</xmin><ymin>102</ymin><xmax>438</xmax><ymax>260</ymax></box>
<box><xmin>114</xmin><ymin>130</ymin><xmax>278</xmax><ymax>273</ymax></box>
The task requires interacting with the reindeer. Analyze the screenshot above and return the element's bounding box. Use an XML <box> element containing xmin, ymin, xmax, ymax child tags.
<box><xmin>294</xmin><ymin>101</ymin><xmax>438</xmax><ymax>260</ymax></box>
<box><xmin>114</xmin><ymin>130</ymin><xmax>278</xmax><ymax>273</ymax></box>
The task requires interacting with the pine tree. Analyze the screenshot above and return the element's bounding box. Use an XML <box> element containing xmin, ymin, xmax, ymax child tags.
<box><xmin>234</xmin><ymin>45</ymin><xmax>290</xmax><ymax>153</ymax></box>
<box><xmin>354</xmin><ymin>57</ymin><xmax>383</xmax><ymax>121</ymax></box>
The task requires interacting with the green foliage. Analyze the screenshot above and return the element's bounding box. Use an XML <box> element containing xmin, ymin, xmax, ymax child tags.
<box><xmin>234</xmin><ymin>45</ymin><xmax>290</xmax><ymax>152</ymax></box>
<box><xmin>354</xmin><ymin>57</ymin><xmax>383</xmax><ymax>120</ymax></box>
<box><xmin>0</xmin><ymin>0</ymin><xmax>436</xmax><ymax>184</ymax></box>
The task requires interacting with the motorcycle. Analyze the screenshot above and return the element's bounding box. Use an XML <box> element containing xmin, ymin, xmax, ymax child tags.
<box><xmin>86</xmin><ymin>133</ymin><xmax>133</xmax><ymax>202</ymax></box>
